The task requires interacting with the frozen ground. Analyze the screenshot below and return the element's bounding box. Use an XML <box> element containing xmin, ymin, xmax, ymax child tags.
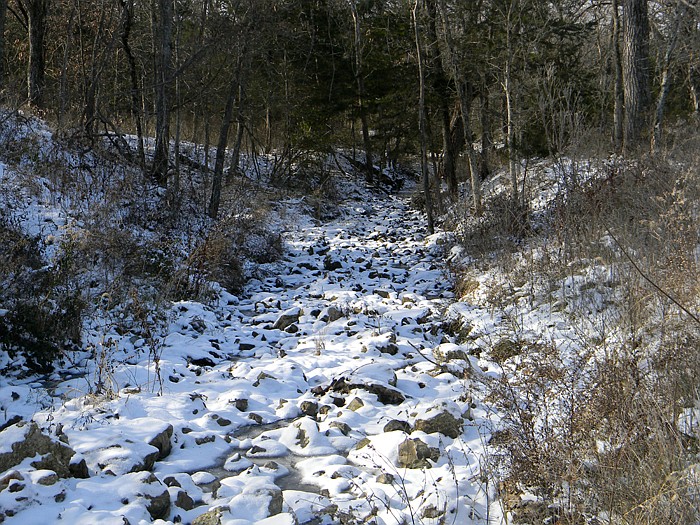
<box><xmin>0</xmin><ymin>176</ymin><xmax>505</xmax><ymax>524</ymax></box>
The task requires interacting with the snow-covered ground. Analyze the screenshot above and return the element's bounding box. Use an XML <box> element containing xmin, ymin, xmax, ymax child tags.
<box><xmin>0</xmin><ymin>175</ymin><xmax>504</xmax><ymax>524</ymax></box>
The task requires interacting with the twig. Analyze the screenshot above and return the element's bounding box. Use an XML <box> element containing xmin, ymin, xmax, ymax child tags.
<box><xmin>605</xmin><ymin>227</ymin><xmax>700</xmax><ymax>327</ymax></box>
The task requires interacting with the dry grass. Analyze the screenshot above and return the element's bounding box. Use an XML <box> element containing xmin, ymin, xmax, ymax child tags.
<box><xmin>454</xmin><ymin>123</ymin><xmax>700</xmax><ymax>523</ymax></box>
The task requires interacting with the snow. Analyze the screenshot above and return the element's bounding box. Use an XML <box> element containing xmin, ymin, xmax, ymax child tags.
<box><xmin>0</xmin><ymin>128</ymin><xmax>513</xmax><ymax>524</ymax></box>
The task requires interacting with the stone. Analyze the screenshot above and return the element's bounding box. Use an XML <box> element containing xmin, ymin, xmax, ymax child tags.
<box><xmin>266</xmin><ymin>487</ymin><xmax>283</xmax><ymax>515</ymax></box>
<box><xmin>413</xmin><ymin>411</ymin><xmax>463</xmax><ymax>439</ymax></box>
<box><xmin>0</xmin><ymin>470</ymin><xmax>23</xmax><ymax>491</ymax></box>
<box><xmin>36</xmin><ymin>471</ymin><xmax>59</xmax><ymax>486</ymax></box>
<box><xmin>383</xmin><ymin>420</ymin><xmax>411</xmax><ymax>433</ymax></box>
<box><xmin>233</xmin><ymin>399</ymin><xmax>249</xmax><ymax>411</ymax></box>
<box><xmin>421</xmin><ymin>504</ymin><xmax>443</xmax><ymax>519</ymax></box>
<box><xmin>148</xmin><ymin>424</ymin><xmax>174</xmax><ymax>460</ymax></box>
<box><xmin>347</xmin><ymin>397</ymin><xmax>365</xmax><ymax>411</ymax></box>
<box><xmin>138</xmin><ymin>473</ymin><xmax>170</xmax><ymax>520</ymax></box>
<box><xmin>163</xmin><ymin>476</ymin><xmax>181</xmax><ymax>488</ymax></box>
<box><xmin>377</xmin><ymin>343</ymin><xmax>399</xmax><ymax>355</ymax></box>
<box><xmin>323</xmin><ymin>255</ymin><xmax>343</xmax><ymax>271</ymax></box>
<box><xmin>272</xmin><ymin>307</ymin><xmax>301</xmax><ymax>331</ymax></box>
<box><xmin>314</xmin><ymin>377</ymin><xmax>405</xmax><ymax>405</ymax></box>
<box><xmin>175</xmin><ymin>489</ymin><xmax>195</xmax><ymax>511</ymax></box>
<box><xmin>397</xmin><ymin>438</ymin><xmax>440</xmax><ymax>469</ymax></box>
<box><xmin>319</xmin><ymin>306</ymin><xmax>344</xmax><ymax>323</ymax></box>
<box><xmin>0</xmin><ymin>422</ymin><xmax>83</xmax><ymax>479</ymax></box>
<box><xmin>376</xmin><ymin>473</ymin><xmax>395</xmax><ymax>484</ymax></box>
<box><xmin>374</xmin><ymin>289</ymin><xmax>391</xmax><ymax>299</ymax></box>
<box><xmin>300</xmin><ymin>401</ymin><xmax>319</xmax><ymax>418</ymax></box>
<box><xmin>193</xmin><ymin>506</ymin><xmax>229</xmax><ymax>525</ymax></box>
<box><xmin>330</xmin><ymin>422</ymin><xmax>351</xmax><ymax>436</ymax></box>
<box><xmin>190</xmin><ymin>356</ymin><xmax>216</xmax><ymax>367</ymax></box>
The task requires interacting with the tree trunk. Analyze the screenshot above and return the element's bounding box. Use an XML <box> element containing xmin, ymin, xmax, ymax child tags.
<box><xmin>651</xmin><ymin>0</ymin><xmax>683</xmax><ymax>153</ymax></box>
<box><xmin>436</xmin><ymin>0</ymin><xmax>481</xmax><ymax>215</ymax></box>
<box><xmin>120</xmin><ymin>0</ymin><xmax>145</xmax><ymax>170</ymax></box>
<box><xmin>425</xmin><ymin>0</ymin><xmax>457</xmax><ymax>199</ymax></box>
<box><xmin>209</xmin><ymin>49</ymin><xmax>246</xmax><ymax>219</ymax></box>
<box><xmin>27</xmin><ymin>0</ymin><xmax>48</xmax><ymax>108</ymax></box>
<box><xmin>622</xmin><ymin>0</ymin><xmax>651</xmax><ymax>150</ymax></box>
<box><xmin>413</xmin><ymin>0</ymin><xmax>434</xmax><ymax>234</ymax></box>
<box><xmin>612</xmin><ymin>0</ymin><xmax>624</xmax><ymax>151</ymax></box>
<box><xmin>479</xmin><ymin>84</ymin><xmax>491</xmax><ymax>180</ymax></box>
<box><xmin>151</xmin><ymin>0</ymin><xmax>174</xmax><ymax>185</ymax></box>
<box><xmin>349</xmin><ymin>0</ymin><xmax>373</xmax><ymax>177</ymax></box>
<box><xmin>0</xmin><ymin>0</ymin><xmax>6</xmax><ymax>91</ymax></box>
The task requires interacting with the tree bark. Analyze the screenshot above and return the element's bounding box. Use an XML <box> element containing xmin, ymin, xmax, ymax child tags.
<box><xmin>612</xmin><ymin>0</ymin><xmax>624</xmax><ymax>151</ymax></box>
<box><xmin>413</xmin><ymin>0</ymin><xmax>434</xmax><ymax>234</ymax></box>
<box><xmin>436</xmin><ymin>0</ymin><xmax>481</xmax><ymax>215</ymax></box>
<box><xmin>651</xmin><ymin>0</ymin><xmax>683</xmax><ymax>153</ymax></box>
<box><xmin>119</xmin><ymin>0</ymin><xmax>145</xmax><ymax>170</ymax></box>
<box><xmin>349</xmin><ymin>0</ymin><xmax>373</xmax><ymax>177</ymax></box>
<box><xmin>151</xmin><ymin>0</ymin><xmax>174</xmax><ymax>185</ymax></box>
<box><xmin>209</xmin><ymin>51</ymin><xmax>246</xmax><ymax>220</ymax></box>
<box><xmin>0</xmin><ymin>0</ymin><xmax>6</xmax><ymax>91</ymax></box>
<box><xmin>622</xmin><ymin>0</ymin><xmax>651</xmax><ymax>150</ymax></box>
<box><xmin>425</xmin><ymin>0</ymin><xmax>457</xmax><ymax>199</ymax></box>
<box><xmin>27</xmin><ymin>0</ymin><xmax>48</xmax><ymax>108</ymax></box>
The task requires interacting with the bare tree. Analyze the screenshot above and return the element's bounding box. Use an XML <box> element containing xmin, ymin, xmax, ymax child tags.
<box><xmin>622</xmin><ymin>0</ymin><xmax>651</xmax><ymax>150</ymax></box>
<box><xmin>348</xmin><ymin>0</ymin><xmax>373</xmax><ymax>176</ymax></box>
<box><xmin>413</xmin><ymin>0</ymin><xmax>434</xmax><ymax>234</ymax></box>
<box><xmin>151</xmin><ymin>0</ymin><xmax>174</xmax><ymax>185</ymax></box>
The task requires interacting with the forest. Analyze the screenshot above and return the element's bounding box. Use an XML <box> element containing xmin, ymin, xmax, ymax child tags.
<box><xmin>1</xmin><ymin>1</ymin><xmax>700</xmax><ymax>524</ymax></box>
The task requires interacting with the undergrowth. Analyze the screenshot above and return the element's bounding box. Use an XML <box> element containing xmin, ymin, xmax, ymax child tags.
<box><xmin>451</xmin><ymin>124</ymin><xmax>700</xmax><ymax>524</ymax></box>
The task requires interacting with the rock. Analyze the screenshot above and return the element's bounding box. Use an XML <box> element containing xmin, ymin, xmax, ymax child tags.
<box><xmin>148</xmin><ymin>424</ymin><xmax>173</xmax><ymax>460</ymax></box>
<box><xmin>314</xmin><ymin>377</ymin><xmax>405</xmax><ymax>405</ymax></box>
<box><xmin>175</xmin><ymin>489</ymin><xmax>195</xmax><ymax>510</ymax></box>
<box><xmin>190</xmin><ymin>356</ymin><xmax>216</xmax><ymax>367</ymax></box>
<box><xmin>193</xmin><ymin>506</ymin><xmax>229</xmax><ymax>525</ymax></box>
<box><xmin>377</xmin><ymin>343</ymin><xmax>399</xmax><ymax>355</ymax></box>
<box><xmin>195</xmin><ymin>435</ymin><xmax>216</xmax><ymax>445</ymax></box>
<box><xmin>397</xmin><ymin>438</ymin><xmax>440</xmax><ymax>469</ymax></box>
<box><xmin>347</xmin><ymin>397</ymin><xmax>365</xmax><ymax>411</ymax></box>
<box><xmin>134</xmin><ymin>473</ymin><xmax>171</xmax><ymax>520</ymax></box>
<box><xmin>374</xmin><ymin>289</ymin><xmax>391</xmax><ymax>299</ymax></box>
<box><xmin>300</xmin><ymin>401</ymin><xmax>319</xmax><ymax>418</ymax></box>
<box><xmin>36</xmin><ymin>471</ymin><xmax>59</xmax><ymax>486</ymax></box>
<box><xmin>215</xmin><ymin>416</ymin><xmax>232</xmax><ymax>427</ymax></box>
<box><xmin>233</xmin><ymin>398</ymin><xmax>249</xmax><ymax>411</ymax></box>
<box><xmin>266</xmin><ymin>487</ymin><xmax>283</xmax><ymax>515</ymax></box>
<box><xmin>377</xmin><ymin>473</ymin><xmax>395</xmax><ymax>484</ymax></box>
<box><xmin>330</xmin><ymin>422</ymin><xmax>351</xmax><ymax>436</ymax></box>
<box><xmin>319</xmin><ymin>306</ymin><xmax>344</xmax><ymax>323</ymax></box>
<box><xmin>383</xmin><ymin>420</ymin><xmax>411</xmax><ymax>433</ymax></box>
<box><xmin>163</xmin><ymin>476</ymin><xmax>181</xmax><ymax>487</ymax></box>
<box><xmin>272</xmin><ymin>307</ymin><xmax>301</xmax><ymax>331</ymax></box>
<box><xmin>355</xmin><ymin>438</ymin><xmax>371</xmax><ymax>450</ymax></box>
<box><xmin>69</xmin><ymin>455</ymin><xmax>89</xmax><ymax>478</ymax></box>
<box><xmin>413</xmin><ymin>411</ymin><xmax>463</xmax><ymax>439</ymax></box>
<box><xmin>323</xmin><ymin>255</ymin><xmax>343</xmax><ymax>271</ymax></box>
<box><xmin>0</xmin><ymin>421</ymin><xmax>82</xmax><ymax>479</ymax></box>
<box><xmin>0</xmin><ymin>470</ymin><xmax>23</xmax><ymax>491</ymax></box>
<box><xmin>421</xmin><ymin>504</ymin><xmax>444</xmax><ymax>519</ymax></box>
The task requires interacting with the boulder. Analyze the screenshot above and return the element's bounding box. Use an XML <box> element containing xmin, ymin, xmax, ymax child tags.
<box><xmin>148</xmin><ymin>424</ymin><xmax>173</xmax><ymax>460</ymax></box>
<box><xmin>272</xmin><ymin>307</ymin><xmax>301</xmax><ymax>331</ymax></box>
<box><xmin>383</xmin><ymin>420</ymin><xmax>411</xmax><ymax>433</ymax></box>
<box><xmin>299</xmin><ymin>401</ymin><xmax>319</xmax><ymax>418</ymax></box>
<box><xmin>0</xmin><ymin>421</ymin><xmax>85</xmax><ymax>479</ymax></box>
<box><xmin>397</xmin><ymin>438</ymin><xmax>440</xmax><ymax>469</ymax></box>
<box><xmin>413</xmin><ymin>411</ymin><xmax>463</xmax><ymax>439</ymax></box>
<box><xmin>193</xmin><ymin>506</ymin><xmax>229</xmax><ymax>525</ymax></box>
